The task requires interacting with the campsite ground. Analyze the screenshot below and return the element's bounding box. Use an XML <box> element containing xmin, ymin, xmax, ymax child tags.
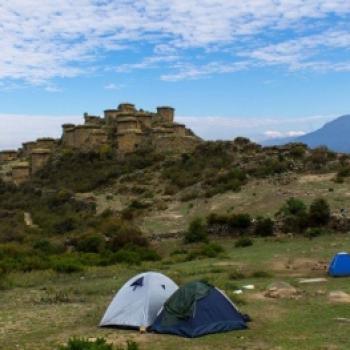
<box><xmin>1</xmin><ymin>234</ymin><xmax>350</xmax><ymax>350</ymax></box>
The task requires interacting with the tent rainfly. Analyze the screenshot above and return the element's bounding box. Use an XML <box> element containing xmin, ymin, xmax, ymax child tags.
<box><xmin>100</xmin><ymin>272</ymin><xmax>178</xmax><ymax>329</ymax></box>
<box><xmin>328</xmin><ymin>252</ymin><xmax>350</xmax><ymax>277</ymax></box>
<box><xmin>151</xmin><ymin>281</ymin><xmax>249</xmax><ymax>338</ymax></box>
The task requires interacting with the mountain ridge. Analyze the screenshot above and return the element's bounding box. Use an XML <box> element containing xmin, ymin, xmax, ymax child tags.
<box><xmin>262</xmin><ymin>114</ymin><xmax>350</xmax><ymax>153</ymax></box>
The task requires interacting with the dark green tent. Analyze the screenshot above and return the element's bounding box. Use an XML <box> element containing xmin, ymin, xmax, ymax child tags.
<box><xmin>151</xmin><ymin>281</ymin><xmax>248</xmax><ymax>338</ymax></box>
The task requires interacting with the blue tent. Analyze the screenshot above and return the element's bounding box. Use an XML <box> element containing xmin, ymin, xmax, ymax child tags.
<box><xmin>328</xmin><ymin>252</ymin><xmax>350</xmax><ymax>277</ymax></box>
<box><xmin>151</xmin><ymin>281</ymin><xmax>248</xmax><ymax>338</ymax></box>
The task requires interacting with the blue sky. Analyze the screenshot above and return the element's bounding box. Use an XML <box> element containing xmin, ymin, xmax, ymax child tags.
<box><xmin>1</xmin><ymin>1</ymin><xmax>350</xmax><ymax>149</ymax></box>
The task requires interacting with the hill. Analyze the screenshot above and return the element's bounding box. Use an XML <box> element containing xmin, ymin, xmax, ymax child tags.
<box><xmin>263</xmin><ymin>115</ymin><xmax>350</xmax><ymax>153</ymax></box>
<box><xmin>1</xmin><ymin>136</ymin><xmax>350</xmax><ymax>349</ymax></box>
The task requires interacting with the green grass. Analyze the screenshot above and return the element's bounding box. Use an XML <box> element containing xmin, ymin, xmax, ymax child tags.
<box><xmin>2</xmin><ymin>234</ymin><xmax>350</xmax><ymax>349</ymax></box>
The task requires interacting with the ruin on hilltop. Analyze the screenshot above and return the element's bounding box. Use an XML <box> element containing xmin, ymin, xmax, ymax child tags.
<box><xmin>0</xmin><ymin>103</ymin><xmax>201</xmax><ymax>185</ymax></box>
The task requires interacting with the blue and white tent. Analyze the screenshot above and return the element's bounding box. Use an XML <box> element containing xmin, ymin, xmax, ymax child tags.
<box><xmin>328</xmin><ymin>252</ymin><xmax>350</xmax><ymax>277</ymax></box>
<box><xmin>151</xmin><ymin>281</ymin><xmax>248</xmax><ymax>338</ymax></box>
<box><xmin>100</xmin><ymin>272</ymin><xmax>178</xmax><ymax>329</ymax></box>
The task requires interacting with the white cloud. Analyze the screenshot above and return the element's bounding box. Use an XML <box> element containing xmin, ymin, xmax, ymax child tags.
<box><xmin>263</xmin><ymin>130</ymin><xmax>306</xmax><ymax>139</ymax></box>
<box><xmin>0</xmin><ymin>114</ymin><xmax>82</xmax><ymax>150</ymax></box>
<box><xmin>1</xmin><ymin>1</ymin><xmax>350</xmax><ymax>84</ymax></box>
<box><xmin>104</xmin><ymin>83</ymin><xmax>122</xmax><ymax>90</ymax></box>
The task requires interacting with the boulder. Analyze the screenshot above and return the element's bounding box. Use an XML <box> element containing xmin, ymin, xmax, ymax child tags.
<box><xmin>329</xmin><ymin>291</ymin><xmax>350</xmax><ymax>303</ymax></box>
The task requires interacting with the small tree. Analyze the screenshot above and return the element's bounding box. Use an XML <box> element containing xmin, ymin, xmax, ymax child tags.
<box><xmin>278</xmin><ymin>198</ymin><xmax>308</xmax><ymax>233</ymax></box>
<box><xmin>254</xmin><ymin>216</ymin><xmax>274</xmax><ymax>237</ymax></box>
<box><xmin>184</xmin><ymin>218</ymin><xmax>208</xmax><ymax>243</ymax></box>
<box><xmin>309</xmin><ymin>198</ymin><xmax>331</xmax><ymax>227</ymax></box>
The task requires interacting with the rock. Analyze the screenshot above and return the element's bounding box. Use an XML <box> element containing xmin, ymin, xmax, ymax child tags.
<box><xmin>312</xmin><ymin>261</ymin><xmax>328</xmax><ymax>271</ymax></box>
<box><xmin>329</xmin><ymin>291</ymin><xmax>350</xmax><ymax>303</ymax></box>
<box><xmin>233</xmin><ymin>289</ymin><xmax>243</xmax><ymax>294</ymax></box>
<box><xmin>298</xmin><ymin>278</ymin><xmax>327</xmax><ymax>284</ymax></box>
<box><xmin>264</xmin><ymin>281</ymin><xmax>301</xmax><ymax>299</ymax></box>
<box><xmin>243</xmin><ymin>284</ymin><xmax>255</xmax><ymax>290</ymax></box>
<box><xmin>334</xmin><ymin>317</ymin><xmax>350</xmax><ymax>323</ymax></box>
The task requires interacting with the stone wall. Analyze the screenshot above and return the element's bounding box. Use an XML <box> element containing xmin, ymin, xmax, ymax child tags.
<box><xmin>157</xmin><ymin>106</ymin><xmax>174</xmax><ymax>124</ymax></box>
<box><xmin>152</xmin><ymin>135</ymin><xmax>201</xmax><ymax>154</ymax></box>
<box><xmin>31</xmin><ymin>149</ymin><xmax>52</xmax><ymax>174</ymax></box>
<box><xmin>11</xmin><ymin>162</ymin><xmax>30</xmax><ymax>185</ymax></box>
<box><xmin>22</xmin><ymin>142</ymin><xmax>37</xmax><ymax>157</ymax></box>
<box><xmin>116</xmin><ymin>117</ymin><xmax>140</xmax><ymax>133</ymax></box>
<box><xmin>0</xmin><ymin>150</ymin><xmax>18</xmax><ymax>163</ymax></box>
<box><xmin>117</xmin><ymin>131</ymin><xmax>143</xmax><ymax>153</ymax></box>
<box><xmin>36</xmin><ymin>138</ymin><xmax>56</xmax><ymax>150</ymax></box>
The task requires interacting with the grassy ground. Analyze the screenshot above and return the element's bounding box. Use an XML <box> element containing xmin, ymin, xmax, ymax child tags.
<box><xmin>141</xmin><ymin>173</ymin><xmax>350</xmax><ymax>235</ymax></box>
<box><xmin>2</xmin><ymin>234</ymin><xmax>350</xmax><ymax>350</ymax></box>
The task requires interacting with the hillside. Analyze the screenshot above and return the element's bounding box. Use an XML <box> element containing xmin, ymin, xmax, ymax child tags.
<box><xmin>2</xmin><ymin>138</ymin><xmax>350</xmax><ymax>348</ymax></box>
<box><xmin>263</xmin><ymin>115</ymin><xmax>350</xmax><ymax>153</ymax></box>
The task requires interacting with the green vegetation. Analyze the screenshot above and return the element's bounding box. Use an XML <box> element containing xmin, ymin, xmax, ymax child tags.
<box><xmin>184</xmin><ymin>218</ymin><xmax>208</xmax><ymax>243</ymax></box>
<box><xmin>59</xmin><ymin>338</ymin><xmax>139</xmax><ymax>350</ymax></box>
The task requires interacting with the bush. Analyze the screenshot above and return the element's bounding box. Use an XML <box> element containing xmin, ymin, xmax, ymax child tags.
<box><xmin>59</xmin><ymin>338</ymin><xmax>139</xmax><ymax>350</ymax></box>
<box><xmin>33</xmin><ymin>239</ymin><xmax>65</xmax><ymax>254</ymax></box>
<box><xmin>59</xmin><ymin>337</ymin><xmax>114</xmax><ymax>350</ymax></box>
<box><xmin>229</xmin><ymin>214</ymin><xmax>252</xmax><ymax>231</ymax></box>
<box><xmin>52</xmin><ymin>257</ymin><xmax>84</xmax><ymax>273</ymax></box>
<box><xmin>77</xmin><ymin>234</ymin><xmax>105</xmax><ymax>253</ymax></box>
<box><xmin>308</xmin><ymin>198</ymin><xmax>331</xmax><ymax>227</ymax></box>
<box><xmin>251</xmin><ymin>270</ymin><xmax>273</xmax><ymax>278</ymax></box>
<box><xmin>235</xmin><ymin>238</ymin><xmax>253</xmax><ymax>248</ymax></box>
<box><xmin>305</xmin><ymin>227</ymin><xmax>328</xmax><ymax>239</ymax></box>
<box><xmin>277</xmin><ymin>198</ymin><xmax>308</xmax><ymax>233</ymax></box>
<box><xmin>228</xmin><ymin>270</ymin><xmax>246</xmax><ymax>280</ymax></box>
<box><xmin>103</xmin><ymin>223</ymin><xmax>148</xmax><ymax>251</ymax></box>
<box><xmin>254</xmin><ymin>217</ymin><xmax>274</xmax><ymax>236</ymax></box>
<box><xmin>54</xmin><ymin>217</ymin><xmax>77</xmax><ymax>234</ymax></box>
<box><xmin>200</xmin><ymin>243</ymin><xmax>224</xmax><ymax>258</ymax></box>
<box><xmin>184</xmin><ymin>218</ymin><xmax>208</xmax><ymax>243</ymax></box>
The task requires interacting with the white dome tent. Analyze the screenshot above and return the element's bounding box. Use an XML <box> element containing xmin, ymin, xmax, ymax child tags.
<box><xmin>100</xmin><ymin>272</ymin><xmax>178</xmax><ymax>329</ymax></box>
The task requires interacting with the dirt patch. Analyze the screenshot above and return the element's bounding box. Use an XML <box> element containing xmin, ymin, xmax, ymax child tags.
<box><xmin>298</xmin><ymin>173</ymin><xmax>335</xmax><ymax>184</ymax></box>
<box><xmin>264</xmin><ymin>281</ymin><xmax>302</xmax><ymax>300</ymax></box>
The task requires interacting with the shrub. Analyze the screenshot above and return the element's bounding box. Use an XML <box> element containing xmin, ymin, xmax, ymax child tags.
<box><xmin>305</xmin><ymin>227</ymin><xmax>328</xmax><ymax>239</ymax></box>
<box><xmin>184</xmin><ymin>218</ymin><xmax>208</xmax><ymax>243</ymax></box>
<box><xmin>254</xmin><ymin>217</ymin><xmax>274</xmax><ymax>236</ymax></box>
<box><xmin>53</xmin><ymin>217</ymin><xmax>77</xmax><ymax>234</ymax></box>
<box><xmin>229</xmin><ymin>213</ymin><xmax>252</xmax><ymax>231</ymax></box>
<box><xmin>207</xmin><ymin>213</ymin><xmax>229</xmax><ymax>226</ymax></box>
<box><xmin>337</xmin><ymin>165</ymin><xmax>350</xmax><ymax>178</ymax></box>
<box><xmin>200</xmin><ymin>243</ymin><xmax>224</xmax><ymax>258</ymax></box>
<box><xmin>289</xmin><ymin>144</ymin><xmax>307</xmax><ymax>158</ymax></box>
<box><xmin>52</xmin><ymin>257</ymin><xmax>84</xmax><ymax>273</ymax></box>
<box><xmin>235</xmin><ymin>238</ymin><xmax>253</xmax><ymax>248</ymax></box>
<box><xmin>77</xmin><ymin>234</ymin><xmax>105</xmax><ymax>253</ymax></box>
<box><xmin>228</xmin><ymin>270</ymin><xmax>246</xmax><ymax>280</ymax></box>
<box><xmin>308</xmin><ymin>198</ymin><xmax>331</xmax><ymax>227</ymax></box>
<box><xmin>59</xmin><ymin>337</ymin><xmax>114</xmax><ymax>350</ymax></box>
<box><xmin>251</xmin><ymin>270</ymin><xmax>273</xmax><ymax>278</ymax></box>
<box><xmin>110</xmin><ymin>250</ymin><xmax>141</xmax><ymax>265</ymax></box>
<box><xmin>277</xmin><ymin>198</ymin><xmax>308</xmax><ymax>233</ymax></box>
<box><xmin>33</xmin><ymin>239</ymin><xmax>65</xmax><ymax>255</ymax></box>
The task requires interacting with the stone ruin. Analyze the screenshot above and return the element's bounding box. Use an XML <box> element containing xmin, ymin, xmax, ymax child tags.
<box><xmin>0</xmin><ymin>103</ymin><xmax>201</xmax><ymax>185</ymax></box>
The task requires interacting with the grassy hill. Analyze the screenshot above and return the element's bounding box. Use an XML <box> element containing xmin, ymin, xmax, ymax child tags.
<box><xmin>2</xmin><ymin>138</ymin><xmax>350</xmax><ymax>349</ymax></box>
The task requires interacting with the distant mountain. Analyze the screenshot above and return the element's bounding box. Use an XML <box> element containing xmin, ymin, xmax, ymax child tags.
<box><xmin>262</xmin><ymin>115</ymin><xmax>350</xmax><ymax>153</ymax></box>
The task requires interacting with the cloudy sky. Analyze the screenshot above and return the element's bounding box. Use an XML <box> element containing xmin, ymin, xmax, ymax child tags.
<box><xmin>1</xmin><ymin>0</ymin><xmax>350</xmax><ymax>149</ymax></box>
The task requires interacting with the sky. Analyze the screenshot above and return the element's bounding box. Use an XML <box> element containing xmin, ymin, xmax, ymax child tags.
<box><xmin>1</xmin><ymin>0</ymin><xmax>350</xmax><ymax>149</ymax></box>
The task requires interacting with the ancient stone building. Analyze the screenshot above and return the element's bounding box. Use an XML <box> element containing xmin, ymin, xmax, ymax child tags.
<box><xmin>0</xmin><ymin>102</ymin><xmax>201</xmax><ymax>185</ymax></box>
<box><xmin>61</xmin><ymin>102</ymin><xmax>201</xmax><ymax>154</ymax></box>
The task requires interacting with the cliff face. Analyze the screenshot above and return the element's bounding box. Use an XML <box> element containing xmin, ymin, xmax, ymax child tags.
<box><xmin>0</xmin><ymin>103</ymin><xmax>201</xmax><ymax>185</ymax></box>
